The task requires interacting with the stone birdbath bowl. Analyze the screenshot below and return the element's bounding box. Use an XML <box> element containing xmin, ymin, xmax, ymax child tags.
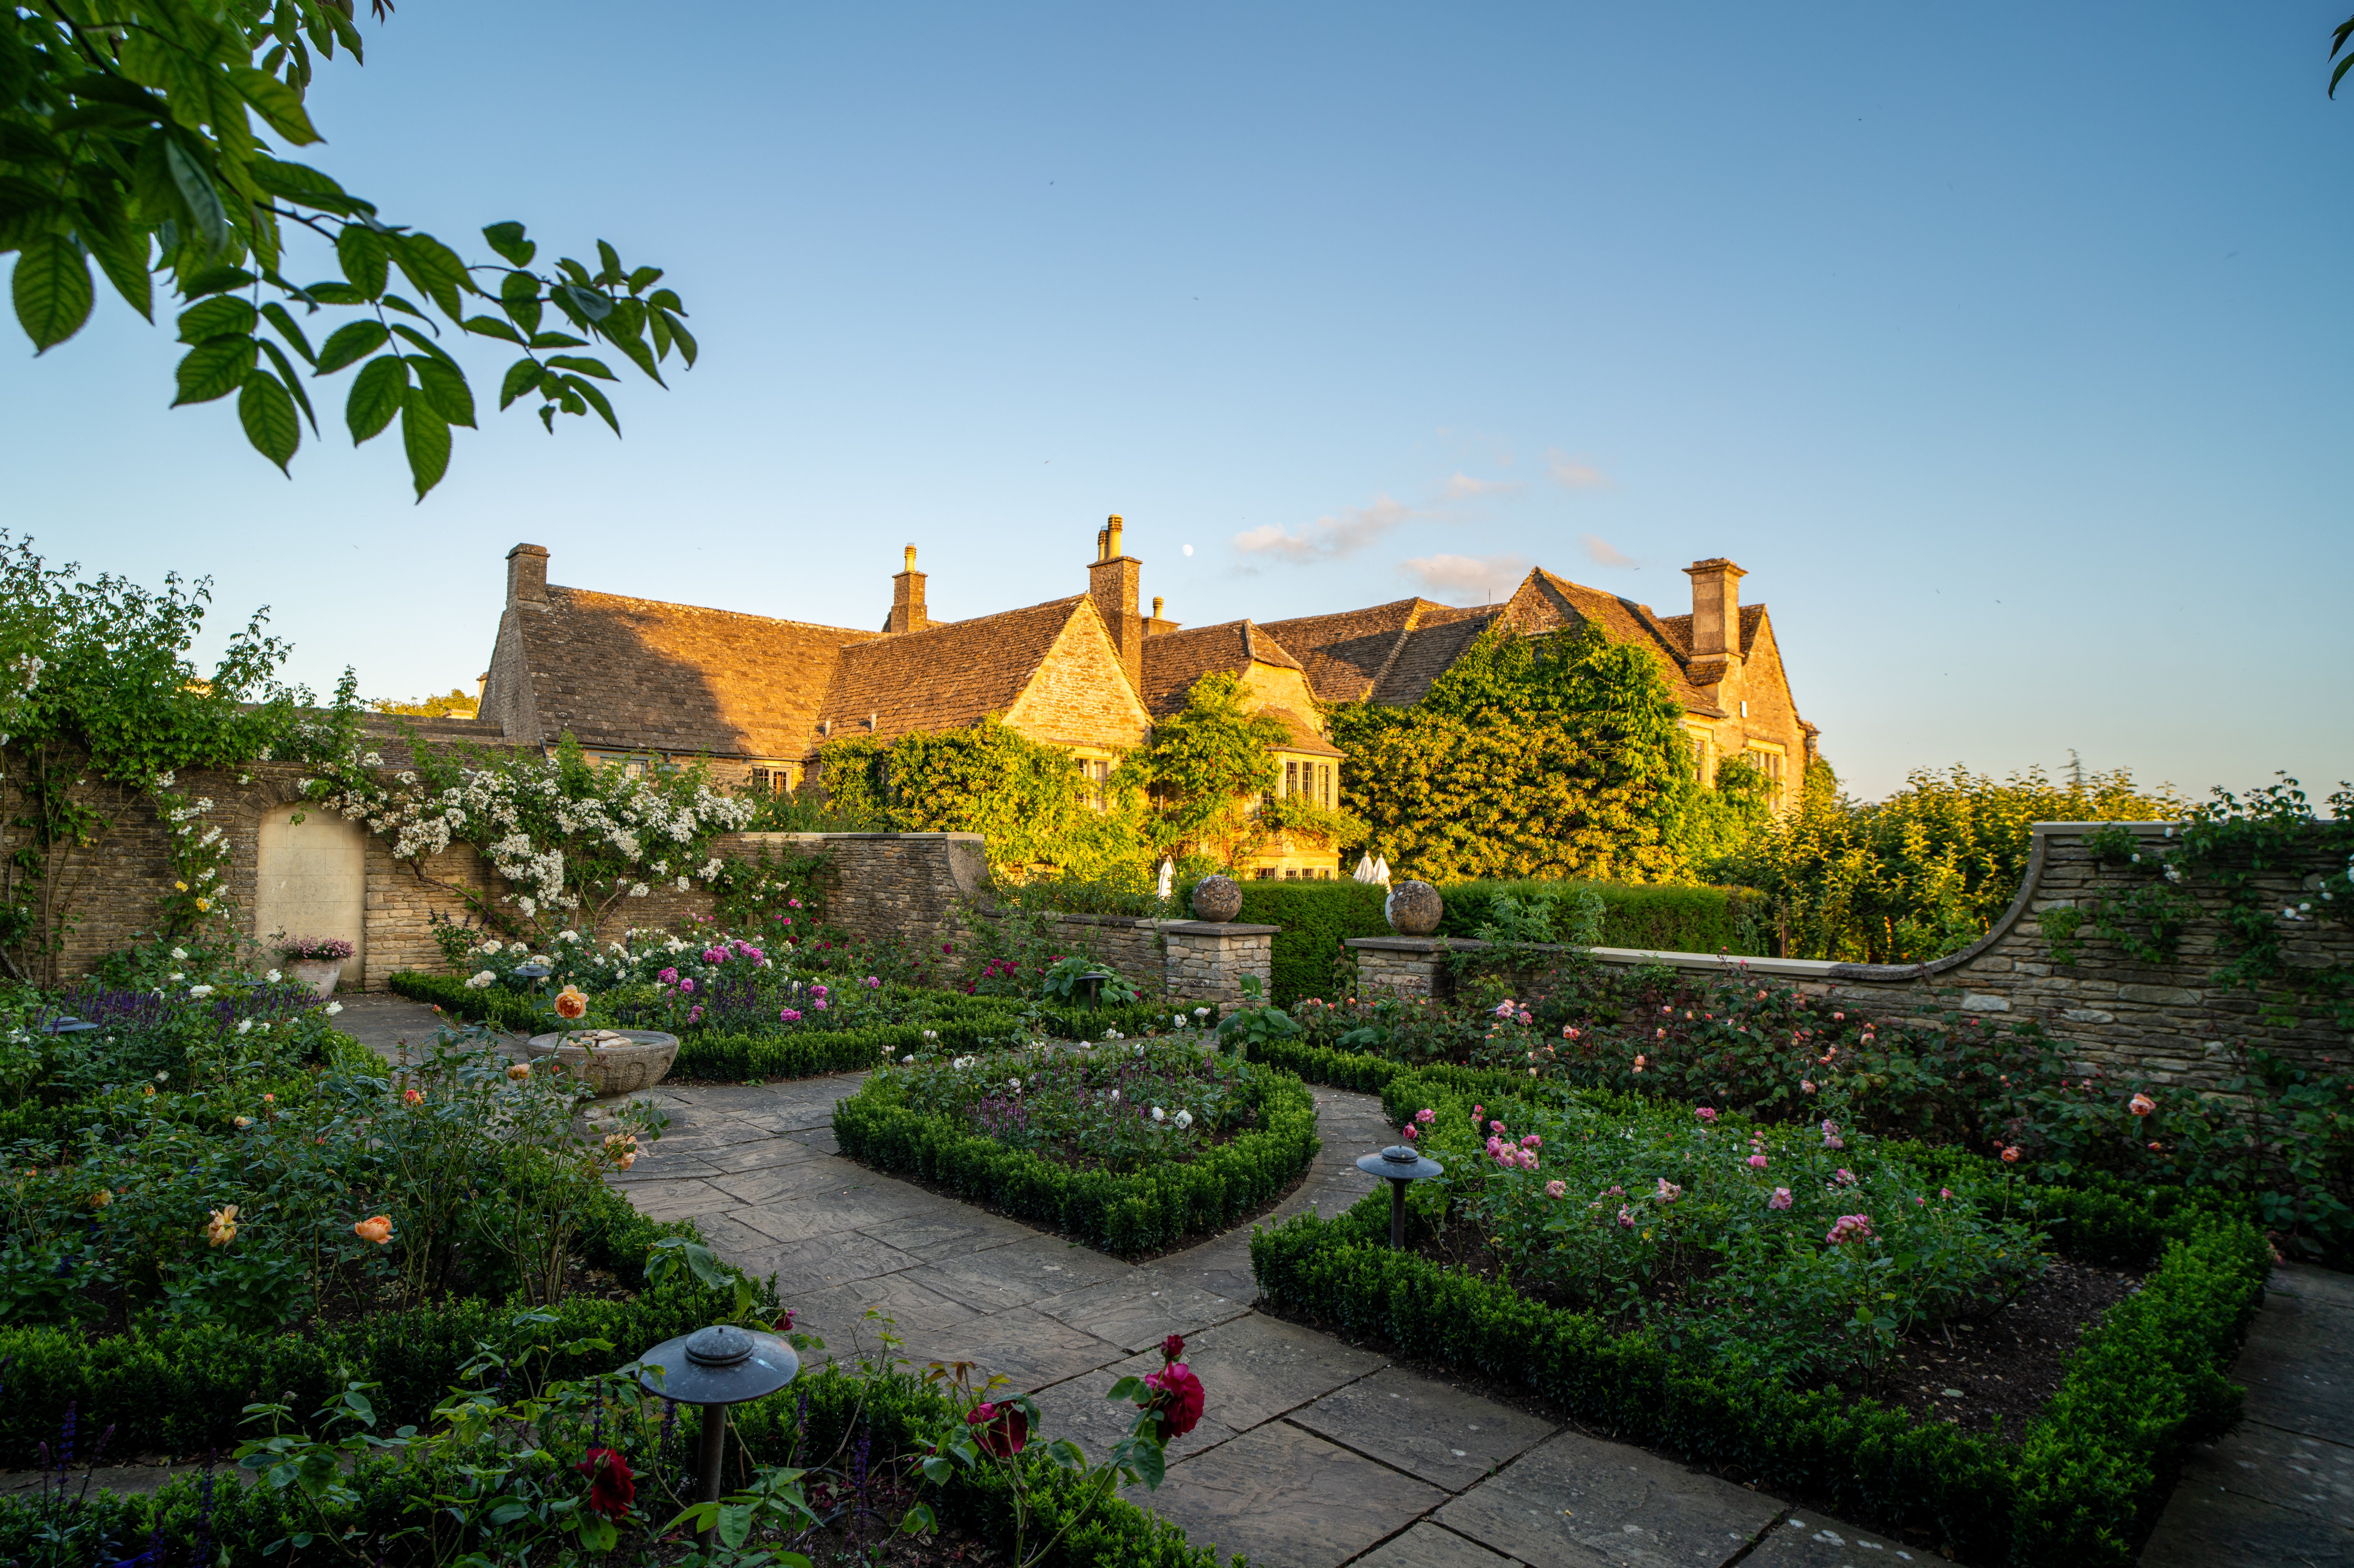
<box><xmin>522</xmin><ymin>1028</ymin><xmax>679</xmax><ymax>1098</ymax></box>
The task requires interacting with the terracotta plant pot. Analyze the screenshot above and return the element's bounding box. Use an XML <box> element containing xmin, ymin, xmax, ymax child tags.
<box><xmin>524</xmin><ymin>1029</ymin><xmax>680</xmax><ymax>1098</ymax></box>
<box><xmin>287</xmin><ymin>959</ymin><xmax>344</xmax><ymax>998</ymax></box>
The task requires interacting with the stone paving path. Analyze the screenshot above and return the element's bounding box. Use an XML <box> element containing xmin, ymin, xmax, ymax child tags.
<box><xmin>34</xmin><ymin>995</ymin><xmax>2336</xmax><ymax>1567</ymax></box>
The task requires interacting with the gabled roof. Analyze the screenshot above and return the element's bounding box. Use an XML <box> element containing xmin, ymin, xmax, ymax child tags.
<box><xmin>1510</xmin><ymin>569</ymin><xmax>1728</xmax><ymax>710</ymax></box>
<box><xmin>1260</xmin><ymin>706</ymin><xmax>1344</xmax><ymax>759</ymax></box>
<box><xmin>506</xmin><ymin>587</ymin><xmax>874</xmax><ymax>758</ymax></box>
<box><xmin>1368</xmin><ymin>606</ymin><xmax>1508</xmax><ymax>706</ymax></box>
<box><xmin>809</xmin><ymin>596</ymin><xmax>1097</xmax><ymax>751</ymax></box>
<box><xmin>1138</xmin><ymin>619</ymin><xmax>1305</xmax><ymax>718</ymax></box>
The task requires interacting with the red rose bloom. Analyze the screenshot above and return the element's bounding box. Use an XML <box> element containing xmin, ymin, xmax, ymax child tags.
<box><xmin>965</xmin><ymin>1401</ymin><xmax>1029</xmax><ymax>1458</ymax></box>
<box><xmin>1160</xmin><ymin>1333</ymin><xmax>1186</xmax><ymax>1363</ymax></box>
<box><xmin>1144</xmin><ymin>1364</ymin><xmax>1205</xmax><ymax>1441</ymax></box>
<box><xmin>575</xmin><ymin>1447</ymin><xmax>635</xmax><ymax>1518</ymax></box>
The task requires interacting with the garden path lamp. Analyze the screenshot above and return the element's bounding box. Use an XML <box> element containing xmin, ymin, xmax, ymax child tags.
<box><xmin>635</xmin><ymin>1324</ymin><xmax>799</xmax><ymax>1548</ymax></box>
<box><xmin>513</xmin><ymin>961</ymin><xmax>552</xmax><ymax>987</ymax></box>
<box><xmin>1356</xmin><ymin>1143</ymin><xmax>1443</xmax><ymax>1250</ymax></box>
<box><xmin>1078</xmin><ymin>969</ymin><xmax>1115</xmax><ymax>1008</ymax></box>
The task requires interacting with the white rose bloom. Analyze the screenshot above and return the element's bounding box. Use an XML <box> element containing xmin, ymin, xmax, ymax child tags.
<box><xmin>675</xmin><ymin>877</ymin><xmax>692</xmax><ymax>892</ymax></box>
<box><xmin>1109</xmin><ymin>1088</ymin><xmax>1121</xmax><ymax>1102</ymax></box>
<box><xmin>1151</xmin><ymin>1106</ymin><xmax>1165</xmax><ymax>1122</ymax></box>
<box><xmin>168</xmin><ymin>972</ymin><xmax>184</xmax><ymax>982</ymax></box>
<box><xmin>1173</xmin><ymin>1109</ymin><xmax>1193</xmax><ymax>1129</ymax></box>
<box><xmin>902</xmin><ymin>1055</ymin><xmax>915</xmax><ymax>1065</ymax></box>
<box><xmin>325</xmin><ymin>1001</ymin><xmax>343</xmax><ymax>1015</ymax></box>
<box><xmin>187</xmin><ymin>984</ymin><xmax>213</xmax><ymax>998</ymax></box>
<box><xmin>631</xmin><ymin>883</ymin><xmax>650</xmax><ymax>898</ymax></box>
<box><xmin>1008</xmin><ymin>1078</ymin><xmax>1023</xmax><ymax>1091</ymax></box>
<box><xmin>467</xmin><ymin>971</ymin><xmax>497</xmax><ymax>989</ymax></box>
<box><xmin>508</xmin><ymin>942</ymin><xmax>527</xmax><ymax>955</ymax></box>
<box><xmin>265</xmin><ymin>969</ymin><xmax>281</xmax><ymax>983</ymax></box>
<box><xmin>170</xmin><ymin>947</ymin><xmax>188</xmax><ymax>961</ymax></box>
<box><xmin>236</xmin><ymin>1018</ymin><xmax>253</xmax><ymax>1034</ymax></box>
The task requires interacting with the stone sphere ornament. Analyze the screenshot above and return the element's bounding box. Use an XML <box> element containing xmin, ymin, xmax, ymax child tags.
<box><xmin>1190</xmin><ymin>875</ymin><xmax>1243</xmax><ymax>923</ymax></box>
<box><xmin>1385</xmin><ymin>879</ymin><xmax>1443</xmax><ymax>936</ymax></box>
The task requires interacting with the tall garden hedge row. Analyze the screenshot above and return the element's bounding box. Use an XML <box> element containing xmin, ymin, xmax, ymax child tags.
<box><xmin>1230</xmin><ymin>880</ymin><xmax>1392</xmax><ymax>1003</ymax></box>
<box><xmin>832</xmin><ymin>1066</ymin><xmax>1320</xmax><ymax>1256</ymax></box>
<box><xmin>1435</xmin><ymin>876</ymin><xmax>1764</xmax><ymax>953</ymax></box>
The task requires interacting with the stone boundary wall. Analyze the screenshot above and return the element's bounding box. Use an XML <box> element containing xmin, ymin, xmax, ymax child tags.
<box><xmin>968</xmin><ymin>908</ymin><xmax>1278</xmax><ymax>1004</ymax></box>
<box><xmin>1350</xmin><ymin>822</ymin><xmax>2352</xmax><ymax>1091</ymax></box>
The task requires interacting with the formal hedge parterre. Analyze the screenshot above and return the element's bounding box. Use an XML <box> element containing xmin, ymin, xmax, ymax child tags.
<box><xmin>833</xmin><ymin>1057</ymin><xmax>1320</xmax><ymax>1256</ymax></box>
<box><xmin>1250</xmin><ymin>1058</ymin><xmax>2273</xmax><ymax>1564</ymax></box>
<box><xmin>2</xmin><ymin>1352</ymin><xmax>1234</xmax><ymax>1568</ymax></box>
<box><xmin>0</xmin><ymin>1176</ymin><xmax>725</xmax><ymax>1466</ymax></box>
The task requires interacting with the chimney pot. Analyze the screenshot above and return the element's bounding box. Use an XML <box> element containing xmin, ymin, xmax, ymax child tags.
<box><xmin>1681</xmin><ymin>557</ymin><xmax>1746</xmax><ymax>676</ymax></box>
<box><xmin>504</xmin><ymin>542</ymin><xmax>550</xmax><ymax>608</ymax></box>
<box><xmin>903</xmin><ymin>544</ymin><xmax>917</xmax><ymax>571</ymax></box>
<box><xmin>1106</xmin><ymin>514</ymin><xmax>1124</xmax><ymax>559</ymax></box>
<box><xmin>1152</xmin><ymin>595</ymin><xmax>1164</xmax><ymax>619</ymax></box>
<box><xmin>867</xmin><ymin>712</ymin><xmax>877</xmax><ymax>731</ymax></box>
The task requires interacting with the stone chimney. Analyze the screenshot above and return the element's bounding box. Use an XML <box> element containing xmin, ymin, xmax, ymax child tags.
<box><xmin>890</xmin><ymin>544</ymin><xmax>928</xmax><ymax>634</ymax></box>
<box><xmin>1087</xmin><ymin>514</ymin><xmax>1143</xmax><ymax>688</ymax></box>
<box><xmin>1682</xmin><ymin>557</ymin><xmax>1745</xmax><ymax>683</ymax></box>
<box><xmin>505</xmin><ymin>543</ymin><xmax>550</xmax><ymax>609</ymax></box>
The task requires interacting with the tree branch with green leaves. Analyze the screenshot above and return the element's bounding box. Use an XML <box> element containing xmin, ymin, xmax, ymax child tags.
<box><xmin>2</xmin><ymin>1</ymin><xmax>695</xmax><ymax>499</ymax></box>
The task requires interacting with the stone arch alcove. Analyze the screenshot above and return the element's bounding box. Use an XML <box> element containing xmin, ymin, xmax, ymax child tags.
<box><xmin>254</xmin><ymin>806</ymin><xmax>367</xmax><ymax>986</ymax></box>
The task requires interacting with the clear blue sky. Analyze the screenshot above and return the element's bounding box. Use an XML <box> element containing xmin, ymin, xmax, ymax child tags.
<box><xmin>11</xmin><ymin>3</ymin><xmax>2350</xmax><ymax>801</ymax></box>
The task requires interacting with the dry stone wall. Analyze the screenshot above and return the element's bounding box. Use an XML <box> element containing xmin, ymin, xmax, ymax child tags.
<box><xmin>1350</xmin><ymin>823</ymin><xmax>2352</xmax><ymax>1090</ymax></box>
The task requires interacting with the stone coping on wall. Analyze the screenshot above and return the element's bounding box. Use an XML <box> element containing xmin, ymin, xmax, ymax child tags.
<box><xmin>1344</xmin><ymin>934</ymin><xmax>1838</xmax><ymax>981</ymax></box>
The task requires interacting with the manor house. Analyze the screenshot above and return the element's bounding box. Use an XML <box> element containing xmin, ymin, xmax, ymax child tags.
<box><xmin>476</xmin><ymin>521</ymin><xmax>1818</xmax><ymax>877</ymax></box>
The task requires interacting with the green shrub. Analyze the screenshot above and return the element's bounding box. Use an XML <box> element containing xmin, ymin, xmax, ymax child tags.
<box><xmin>1436</xmin><ymin>877</ymin><xmax>1763</xmax><ymax>954</ymax></box>
<box><xmin>1230</xmin><ymin>880</ymin><xmax>1391</xmax><ymax>1003</ymax></box>
<box><xmin>835</xmin><ymin>1057</ymin><xmax>1319</xmax><ymax>1255</ymax></box>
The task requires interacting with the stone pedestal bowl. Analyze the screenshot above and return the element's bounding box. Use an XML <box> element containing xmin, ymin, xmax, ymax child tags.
<box><xmin>523</xmin><ymin>1029</ymin><xmax>680</xmax><ymax>1098</ymax></box>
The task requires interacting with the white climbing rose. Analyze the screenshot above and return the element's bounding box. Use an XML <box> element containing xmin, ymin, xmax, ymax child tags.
<box><xmin>1173</xmin><ymin>1109</ymin><xmax>1193</xmax><ymax>1130</ymax></box>
<box><xmin>1151</xmin><ymin>1106</ymin><xmax>1165</xmax><ymax>1122</ymax></box>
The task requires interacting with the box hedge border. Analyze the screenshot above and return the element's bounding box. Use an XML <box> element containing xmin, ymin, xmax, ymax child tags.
<box><xmin>2</xmin><ymin>1348</ymin><xmax>1235</xmax><ymax>1568</ymax></box>
<box><xmin>1250</xmin><ymin>1060</ymin><xmax>2272</xmax><ymax>1565</ymax></box>
<box><xmin>0</xmin><ymin>1171</ymin><xmax>730</xmax><ymax>1467</ymax></box>
<box><xmin>833</xmin><ymin>1060</ymin><xmax>1320</xmax><ymax>1257</ymax></box>
<box><xmin>1436</xmin><ymin>876</ymin><xmax>1764</xmax><ymax>954</ymax></box>
<box><xmin>389</xmin><ymin>971</ymin><xmax>1180</xmax><ymax>1083</ymax></box>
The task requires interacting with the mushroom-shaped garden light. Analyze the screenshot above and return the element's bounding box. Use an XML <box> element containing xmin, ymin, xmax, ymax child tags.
<box><xmin>1355</xmin><ymin>1142</ymin><xmax>1443</xmax><ymax>1250</ymax></box>
<box><xmin>634</xmin><ymin>1324</ymin><xmax>800</xmax><ymax>1547</ymax></box>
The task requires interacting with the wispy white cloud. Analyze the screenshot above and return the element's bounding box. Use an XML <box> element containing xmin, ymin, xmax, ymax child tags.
<box><xmin>1401</xmin><ymin>552</ymin><xmax>1530</xmax><ymax>604</ymax></box>
<box><xmin>1231</xmin><ymin>494</ymin><xmax>1420</xmax><ymax>563</ymax></box>
<box><xmin>1443</xmin><ymin>472</ymin><xmax>1523</xmax><ymax>498</ymax></box>
<box><xmin>1545</xmin><ymin>448</ymin><xmax>1610</xmax><ymax>490</ymax></box>
<box><xmin>1580</xmin><ymin>534</ymin><xmax>1639</xmax><ymax>569</ymax></box>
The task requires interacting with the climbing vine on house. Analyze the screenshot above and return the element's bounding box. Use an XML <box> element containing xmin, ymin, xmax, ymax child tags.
<box><xmin>0</xmin><ymin>533</ymin><xmax>358</xmax><ymax>983</ymax></box>
<box><xmin>1327</xmin><ymin>621</ymin><xmax>1704</xmax><ymax>885</ymax></box>
<box><xmin>1130</xmin><ymin>672</ymin><xmax>1363</xmax><ymax>867</ymax></box>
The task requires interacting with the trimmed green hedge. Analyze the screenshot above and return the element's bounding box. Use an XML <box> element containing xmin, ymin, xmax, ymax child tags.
<box><xmin>1</xmin><ymin>1356</ymin><xmax>1234</xmax><ymax>1568</ymax></box>
<box><xmin>1252</xmin><ymin>1178</ymin><xmax>2266</xmax><ymax>1567</ymax></box>
<box><xmin>833</xmin><ymin>1065</ymin><xmax>1321</xmax><ymax>1256</ymax></box>
<box><xmin>0</xmin><ymin>1178</ymin><xmax>721</xmax><ymax>1466</ymax></box>
<box><xmin>1437</xmin><ymin>877</ymin><xmax>1763</xmax><ymax>954</ymax></box>
<box><xmin>1232</xmin><ymin>881</ymin><xmax>1392</xmax><ymax>1004</ymax></box>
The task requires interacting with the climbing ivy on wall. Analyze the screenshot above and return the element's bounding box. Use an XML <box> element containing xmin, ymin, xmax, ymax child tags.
<box><xmin>0</xmin><ymin>533</ymin><xmax>357</xmax><ymax>983</ymax></box>
<box><xmin>1327</xmin><ymin>622</ymin><xmax>1707</xmax><ymax>885</ymax></box>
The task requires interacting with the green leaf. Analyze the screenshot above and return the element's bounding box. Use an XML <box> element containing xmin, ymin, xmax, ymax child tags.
<box><xmin>260</xmin><ymin>302</ymin><xmax>318</xmax><ymax>365</ymax></box>
<box><xmin>627</xmin><ymin>265</ymin><xmax>664</xmax><ymax>292</ymax></box>
<box><xmin>562</xmin><ymin>374</ymin><xmax>619</xmax><ymax>435</ymax></box>
<box><xmin>11</xmin><ymin>233</ymin><xmax>95</xmax><ymax>353</ymax></box>
<box><xmin>527</xmin><ymin>331</ymin><xmax>587</xmax><ymax>349</ymax></box>
<box><xmin>660</xmin><ymin>311</ymin><xmax>697</xmax><ymax>368</ymax></box>
<box><xmin>228</xmin><ymin>67</ymin><xmax>321</xmax><ymax>145</ymax></box>
<box><xmin>256</xmin><ymin>337</ymin><xmax>318</xmax><ymax>432</ymax></box>
<box><xmin>461</xmin><ymin>314</ymin><xmax>525</xmax><ymax>345</ymax></box>
<box><xmin>180</xmin><ymin>266</ymin><xmax>257</xmax><ymax>300</ymax></box>
<box><xmin>251</xmin><ymin>155</ymin><xmax>364</xmax><ymax>215</ymax></box>
<box><xmin>596</xmin><ymin>240</ymin><xmax>623</xmax><ymax>282</ymax></box>
<box><xmin>401</xmin><ymin>385</ymin><xmax>452</xmax><ymax>500</ymax></box>
<box><xmin>337</xmin><ymin>224</ymin><xmax>388</xmax><ymax>299</ymax></box>
<box><xmin>545</xmin><ymin>355</ymin><xmax>614</xmax><ymax>381</ymax></box>
<box><xmin>76</xmin><ymin>202</ymin><xmax>154</xmax><ymax>321</ymax></box>
<box><xmin>404</xmin><ymin>353</ymin><xmax>476</xmax><ymax>428</ymax></box>
<box><xmin>390</xmin><ymin>232</ymin><xmax>471</xmax><ymax>318</ymax></box>
<box><xmin>164</xmin><ymin>137</ymin><xmax>230</xmax><ymax>254</ymax></box>
<box><xmin>300</xmin><ymin>281</ymin><xmax>365</xmax><ymax>305</ymax></box>
<box><xmin>238</xmin><ymin>369</ymin><xmax>301</xmax><ymax>473</ymax></box>
<box><xmin>172</xmin><ymin>335</ymin><xmax>259</xmax><ymax>405</ymax></box>
<box><xmin>389</xmin><ymin>322</ymin><xmax>461</xmax><ymax>368</ymax></box>
<box><xmin>178</xmin><ymin>296</ymin><xmax>257</xmax><ymax>344</ymax></box>
<box><xmin>346</xmin><ymin>353</ymin><xmax>407</xmax><ymax>443</ymax></box>
<box><xmin>314</xmin><ymin>319</ymin><xmax>390</xmax><ymax>374</ymax></box>
<box><xmin>559</xmin><ymin>283</ymin><xmax>613</xmax><ymax>322</ymax></box>
<box><xmin>498</xmin><ymin>355</ymin><xmax>542</xmax><ymax>411</ymax></box>
<box><xmin>482</xmin><ymin>222</ymin><xmax>535</xmax><ymax>267</ymax></box>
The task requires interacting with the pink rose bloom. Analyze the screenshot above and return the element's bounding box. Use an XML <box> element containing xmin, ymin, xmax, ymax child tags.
<box><xmin>1695</xmin><ymin>1107</ymin><xmax>1717</xmax><ymax>1124</ymax></box>
<box><xmin>1800</xmin><ymin>1080</ymin><xmax>1816</xmax><ymax>1095</ymax></box>
<box><xmin>1655</xmin><ymin>1178</ymin><xmax>1682</xmax><ymax>1202</ymax></box>
<box><xmin>1518</xmin><ymin>1010</ymin><xmax>1533</xmax><ymax>1026</ymax></box>
<box><xmin>1748</xmin><ymin>1154</ymin><xmax>1769</xmax><ymax>1169</ymax></box>
<box><xmin>1562</xmin><ymin>1026</ymin><xmax>1579</xmax><ymax>1040</ymax></box>
<box><xmin>1545</xmin><ymin>1180</ymin><xmax>1567</xmax><ymax>1199</ymax></box>
<box><xmin>780</xmin><ymin>1008</ymin><xmax>802</xmax><ymax>1022</ymax></box>
<box><xmin>1415</xmin><ymin>1108</ymin><xmax>1435</xmax><ymax>1125</ymax></box>
<box><xmin>1494</xmin><ymin>1000</ymin><xmax>1517</xmax><ymax>1019</ymax></box>
<box><xmin>1489</xmin><ymin>1120</ymin><xmax>1505</xmax><ymax>1134</ymax></box>
<box><xmin>1472</xmin><ymin>1104</ymin><xmax>1484</xmax><ymax>1120</ymax></box>
<box><xmin>658</xmin><ymin>967</ymin><xmax>678</xmax><ymax>984</ymax></box>
<box><xmin>2129</xmin><ymin>1093</ymin><xmax>2156</xmax><ymax>1116</ymax></box>
<box><xmin>1834</xmin><ymin>1168</ymin><xmax>1856</xmax><ymax>1186</ymax></box>
<box><xmin>1617</xmin><ymin>1206</ymin><xmax>1637</xmax><ymax>1228</ymax></box>
<box><xmin>1768</xmin><ymin>1187</ymin><xmax>1793</xmax><ymax>1210</ymax></box>
<box><xmin>1520</xmin><ymin>1134</ymin><xmax>1541</xmax><ymax>1149</ymax></box>
<box><xmin>866</xmin><ymin>975</ymin><xmax>881</xmax><ymax>988</ymax></box>
<box><xmin>1939</xmin><ymin>1187</ymin><xmax>1953</xmax><ymax>1200</ymax></box>
<box><xmin>679</xmin><ymin>978</ymin><xmax>695</xmax><ymax>993</ymax></box>
<box><xmin>814</xmin><ymin>999</ymin><xmax>828</xmax><ymax>1011</ymax></box>
<box><xmin>1401</xmin><ymin>1125</ymin><xmax>1419</xmax><ymax>1141</ymax></box>
<box><xmin>811</xmin><ymin>984</ymin><xmax>829</xmax><ymax>998</ymax></box>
